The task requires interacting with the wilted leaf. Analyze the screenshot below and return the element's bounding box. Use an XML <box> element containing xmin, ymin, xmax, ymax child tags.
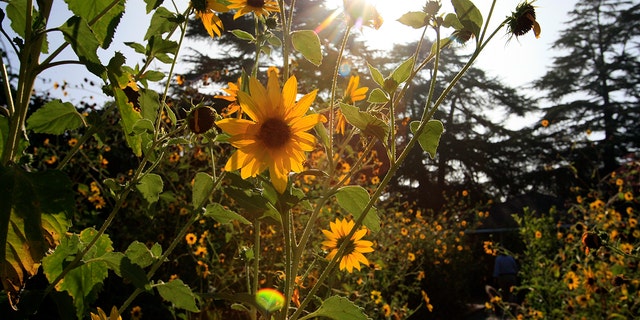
<box><xmin>291</xmin><ymin>30</ymin><xmax>322</xmax><ymax>66</ymax></box>
<box><xmin>0</xmin><ymin>166</ymin><xmax>74</xmax><ymax>309</ymax></box>
<box><xmin>335</xmin><ymin>186</ymin><xmax>380</xmax><ymax>233</ymax></box>
<box><xmin>410</xmin><ymin>120</ymin><xmax>444</xmax><ymax>159</ymax></box>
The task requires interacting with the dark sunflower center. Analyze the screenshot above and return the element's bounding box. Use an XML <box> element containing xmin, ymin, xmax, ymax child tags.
<box><xmin>248</xmin><ymin>0</ymin><xmax>265</xmax><ymax>8</ymax></box>
<box><xmin>258</xmin><ymin>118</ymin><xmax>292</xmax><ymax>148</ymax></box>
<box><xmin>336</xmin><ymin>236</ymin><xmax>356</xmax><ymax>255</ymax></box>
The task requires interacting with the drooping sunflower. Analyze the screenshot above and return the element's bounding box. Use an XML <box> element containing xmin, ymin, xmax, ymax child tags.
<box><xmin>192</xmin><ymin>0</ymin><xmax>229</xmax><ymax>38</ymax></box>
<box><xmin>215</xmin><ymin>72</ymin><xmax>325</xmax><ymax>193</ymax></box>
<box><xmin>227</xmin><ymin>0</ymin><xmax>280</xmax><ymax>20</ymax></box>
<box><xmin>506</xmin><ymin>1</ymin><xmax>541</xmax><ymax>39</ymax></box>
<box><xmin>321</xmin><ymin>218</ymin><xmax>374</xmax><ymax>273</ymax></box>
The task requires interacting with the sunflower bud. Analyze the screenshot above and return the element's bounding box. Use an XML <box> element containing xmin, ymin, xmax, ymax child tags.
<box><xmin>424</xmin><ymin>1</ymin><xmax>441</xmax><ymax>17</ymax></box>
<box><xmin>188</xmin><ymin>105</ymin><xmax>217</xmax><ymax>134</ymax></box>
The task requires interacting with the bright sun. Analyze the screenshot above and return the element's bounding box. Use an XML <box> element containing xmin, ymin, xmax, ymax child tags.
<box><xmin>322</xmin><ymin>0</ymin><xmax>425</xmax><ymax>50</ymax></box>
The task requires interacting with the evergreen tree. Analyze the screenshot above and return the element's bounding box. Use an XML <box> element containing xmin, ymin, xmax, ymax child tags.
<box><xmin>534</xmin><ymin>0</ymin><xmax>640</xmax><ymax>185</ymax></box>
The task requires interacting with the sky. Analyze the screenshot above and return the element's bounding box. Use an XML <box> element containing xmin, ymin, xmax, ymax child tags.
<box><xmin>1</xmin><ymin>0</ymin><xmax>578</xmax><ymax>110</ymax></box>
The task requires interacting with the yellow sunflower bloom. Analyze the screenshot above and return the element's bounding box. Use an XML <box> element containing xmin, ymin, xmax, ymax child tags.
<box><xmin>216</xmin><ymin>78</ymin><xmax>243</xmax><ymax>117</ymax></box>
<box><xmin>321</xmin><ymin>218</ymin><xmax>374</xmax><ymax>273</ymax></box>
<box><xmin>227</xmin><ymin>0</ymin><xmax>280</xmax><ymax>20</ymax></box>
<box><xmin>193</xmin><ymin>0</ymin><xmax>228</xmax><ymax>38</ymax></box>
<box><xmin>335</xmin><ymin>75</ymin><xmax>368</xmax><ymax>134</ymax></box>
<box><xmin>215</xmin><ymin>73</ymin><xmax>326</xmax><ymax>193</ymax></box>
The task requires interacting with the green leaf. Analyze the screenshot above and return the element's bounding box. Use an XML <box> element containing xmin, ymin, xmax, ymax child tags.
<box><xmin>42</xmin><ymin>228</ymin><xmax>114</xmax><ymax>319</ymax></box>
<box><xmin>139</xmin><ymin>89</ymin><xmax>160</xmax><ymax>121</ymax></box>
<box><xmin>120</xmin><ymin>256</ymin><xmax>150</xmax><ymax>290</ymax></box>
<box><xmin>231</xmin><ymin>29</ymin><xmax>256</xmax><ymax>42</ymax></box>
<box><xmin>430</xmin><ymin>38</ymin><xmax>452</xmax><ymax>56</ymax></box>
<box><xmin>6</xmin><ymin>0</ymin><xmax>27</xmax><ymax>39</ymax></box>
<box><xmin>335</xmin><ymin>186</ymin><xmax>380</xmax><ymax>233</ymax></box>
<box><xmin>132</xmin><ymin>118</ymin><xmax>155</xmax><ymax>134</ymax></box>
<box><xmin>192</xmin><ymin>172</ymin><xmax>214</xmax><ymax>209</ymax></box>
<box><xmin>1</xmin><ymin>166</ymin><xmax>74</xmax><ymax>308</ymax></box>
<box><xmin>367</xmin><ymin>62</ymin><xmax>385</xmax><ymax>87</ymax></box>
<box><xmin>147</xmin><ymin>36</ymin><xmax>178</xmax><ymax>64</ymax></box>
<box><xmin>156</xmin><ymin>279</ymin><xmax>199</xmax><ymax>312</ymax></box>
<box><xmin>397</xmin><ymin>11</ymin><xmax>428</xmax><ymax>29</ymax></box>
<box><xmin>145</xmin><ymin>7</ymin><xmax>178</xmax><ymax>40</ymax></box>
<box><xmin>409</xmin><ymin>120</ymin><xmax>444</xmax><ymax>159</ymax></box>
<box><xmin>136</xmin><ymin>173</ymin><xmax>163</xmax><ymax>205</ymax></box>
<box><xmin>125</xmin><ymin>41</ymin><xmax>147</xmax><ymax>54</ymax></box>
<box><xmin>204</xmin><ymin>203</ymin><xmax>251</xmax><ymax>225</ymax></box>
<box><xmin>339</xmin><ymin>103</ymin><xmax>389</xmax><ymax>142</ymax></box>
<box><xmin>113</xmin><ymin>87</ymin><xmax>143</xmax><ymax>156</ymax></box>
<box><xmin>299</xmin><ymin>296</ymin><xmax>368</xmax><ymax>320</ymax></box>
<box><xmin>145</xmin><ymin>0</ymin><xmax>165</xmax><ymax>13</ymax></box>
<box><xmin>59</xmin><ymin>16</ymin><xmax>105</xmax><ymax>78</ymax></box>
<box><xmin>443</xmin><ymin>13</ymin><xmax>464</xmax><ymax>29</ymax></box>
<box><xmin>125</xmin><ymin>241</ymin><xmax>157</xmax><ymax>268</ymax></box>
<box><xmin>391</xmin><ymin>56</ymin><xmax>415</xmax><ymax>85</ymax></box>
<box><xmin>65</xmin><ymin>0</ymin><xmax>125</xmax><ymax>49</ymax></box>
<box><xmin>451</xmin><ymin>0</ymin><xmax>483</xmax><ymax>38</ymax></box>
<box><xmin>142</xmin><ymin>70</ymin><xmax>165</xmax><ymax>82</ymax></box>
<box><xmin>367</xmin><ymin>88</ymin><xmax>389</xmax><ymax>104</ymax></box>
<box><xmin>25</xmin><ymin>100</ymin><xmax>84</xmax><ymax>134</ymax></box>
<box><xmin>291</xmin><ymin>30</ymin><xmax>322</xmax><ymax>66</ymax></box>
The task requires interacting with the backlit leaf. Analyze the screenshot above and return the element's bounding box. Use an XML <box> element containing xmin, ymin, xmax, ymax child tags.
<box><xmin>335</xmin><ymin>186</ymin><xmax>380</xmax><ymax>233</ymax></box>
<box><xmin>391</xmin><ymin>56</ymin><xmax>415</xmax><ymax>85</ymax></box>
<box><xmin>291</xmin><ymin>30</ymin><xmax>322</xmax><ymax>66</ymax></box>
<box><xmin>0</xmin><ymin>166</ymin><xmax>74</xmax><ymax>309</ymax></box>
<box><xmin>59</xmin><ymin>16</ymin><xmax>105</xmax><ymax>77</ymax></box>
<box><xmin>410</xmin><ymin>120</ymin><xmax>444</xmax><ymax>159</ymax></box>
<box><xmin>42</xmin><ymin>228</ymin><xmax>114</xmax><ymax>319</ymax></box>
<box><xmin>299</xmin><ymin>296</ymin><xmax>368</xmax><ymax>320</ymax></box>
<box><xmin>339</xmin><ymin>103</ymin><xmax>389</xmax><ymax>142</ymax></box>
<box><xmin>26</xmin><ymin>100</ymin><xmax>85</xmax><ymax>134</ymax></box>
<box><xmin>156</xmin><ymin>279</ymin><xmax>199</xmax><ymax>312</ymax></box>
<box><xmin>65</xmin><ymin>0</ymin><xmax>125</xmax><ymax>49</ymax></box>
<box><xmin>204</xmin><ymin>203</ymin><xmax>251</xmax><ymax>225</ymax></box>
<box><xmin>145</xmin><ymin>6</ymin><xmax>179</xmax><ymax>40</ymax></box>
<box><xmin>397</xmin><ymin>11</ymin><xmax>428</xmax><ymax>29</ymax></box>
<box><xmin>192</xmin><ymin>172</ymin><xmax>214</xmax><ymax>209</ymax></box>
<box><xmin>451</xmin><ymin>0</ymin><xmax>483</xmax><ymax>38</ymax></box>
<box><xmin>136</xmin><ymin>173</ymin><xmax>163</xmax><ymax>205</ymax></box>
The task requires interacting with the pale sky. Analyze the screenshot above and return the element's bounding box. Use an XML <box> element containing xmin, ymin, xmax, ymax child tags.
<box><xmin>2</xmin><ymin>1</ymin><xmax>577</xmax><ymax>108</ymax></box>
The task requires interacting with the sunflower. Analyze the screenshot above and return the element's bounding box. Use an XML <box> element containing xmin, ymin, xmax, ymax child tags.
<box><xmin>215</xmin><ymin>72</ymin><xmax>325</xmax><ymax>193</ymax></box>
<box><xmin>192</xmin><ymin>0</ymin><xmax>228</xmax><ymax>38</ymax></box>
<box><xmin>565</xmin><ymin>271</ymin><xmax>580</xmax><ymax>290</ymax></box>
<box><xmin>322</xmin><ymin>218</ymin><xmax>374</xmax><ymax>273</ymax></box>
<box><xmin>227</xmin><ymin>0</ymin><xmax>280</xmax><ymax>20</ymax></box>
<box><xmin>335</xmin><ymin>75</ymin><xmax>369</xmax><ymax>134</ymax></box>
<box><xmin>216</xmin><ymin>78</ymin><xmax>243</xmax><ymax>117</ymax></box>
